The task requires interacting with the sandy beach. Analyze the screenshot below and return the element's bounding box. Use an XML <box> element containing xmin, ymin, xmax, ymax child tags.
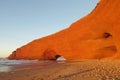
<box><xmin>0</xmin><ymin>60</ymin><xmax>120</xmax><ymax>80</ymax></box>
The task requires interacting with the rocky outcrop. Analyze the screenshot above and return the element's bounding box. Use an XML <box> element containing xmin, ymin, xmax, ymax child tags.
<box><xmin>8</xmin><ymin>0</ymin><xmax>120</xmax><ymax>60</ymax></box>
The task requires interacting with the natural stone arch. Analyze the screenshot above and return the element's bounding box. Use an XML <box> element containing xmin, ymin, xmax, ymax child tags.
<box><xmin>42</xmin><ymin>49</ymin><xmax>57</xmax><ymax>60</ymax></box>
<box><xmin>8</xmin><ymin>0</ymin><xmax>120</xmax><ymax>60</ymax></box>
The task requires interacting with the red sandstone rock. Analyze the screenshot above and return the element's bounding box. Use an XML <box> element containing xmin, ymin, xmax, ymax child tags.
<box><xmin>8</xmin><ymin>0</ymin><xmax>120</xmax><ymax>60</ymax></box>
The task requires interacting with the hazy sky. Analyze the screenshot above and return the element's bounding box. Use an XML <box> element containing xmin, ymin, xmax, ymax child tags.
<box><xmin>0</xmin><ymin>0</ymin><xmax>98</xmax><ymax>58</ymax></box>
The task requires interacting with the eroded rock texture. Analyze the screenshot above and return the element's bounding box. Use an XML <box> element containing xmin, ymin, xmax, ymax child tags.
<box><xmin>8</xmin><ymin>0</ymin><xmax>120</xmax><ymax>60</ymax></box>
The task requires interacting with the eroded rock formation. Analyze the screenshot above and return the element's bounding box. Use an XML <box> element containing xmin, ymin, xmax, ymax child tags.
<box><xmin>8</xmin><ymin>0</ymin><xmax>120</xmax><ymax>60</ymax></box>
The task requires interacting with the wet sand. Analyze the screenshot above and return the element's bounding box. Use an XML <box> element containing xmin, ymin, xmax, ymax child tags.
<box><xmin>0</xmin><ymin>59</ymin><xmax>120</xmax><ymax>80</ymax></box>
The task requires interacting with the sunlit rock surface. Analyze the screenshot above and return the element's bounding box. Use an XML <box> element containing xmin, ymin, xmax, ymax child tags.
<box><xmin>8</xmin><ymin>0</ymin><xmax>120</xmax><ymax>60</ymax></box>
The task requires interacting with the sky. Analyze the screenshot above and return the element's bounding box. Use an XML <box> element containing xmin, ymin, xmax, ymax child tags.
<box><xmin>0</xmin><ymin>0</ymin><xmax>98</xmax><ymax>58</ymax></box>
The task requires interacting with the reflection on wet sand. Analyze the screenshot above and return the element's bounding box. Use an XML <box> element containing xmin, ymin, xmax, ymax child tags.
<box><xmin>0</xmin><ymin>60</ymin><xmax>58</xmax><ymax>72</ymax></box>
<box><xmin>0</xmin><ymin>66</ymin><xmax>12</xmax><ymax>72</ymax></box>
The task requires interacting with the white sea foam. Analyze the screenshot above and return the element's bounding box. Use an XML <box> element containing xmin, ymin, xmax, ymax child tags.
<box><xmin>56</xmin><ymin>56</ymin><xmax>66</xmax><ymax>61</ymax></box>
<box><xmin>0</xmin><ymin>58</ymin><xmax>40</xmax><ymax>72</ymax></box>
<box><xmin>0</xmin><ymin>58</ymin><xmax>57</xmax><ymax>72</ymax></box>
<box><xmin>0</xmin><ymin>58</ymin><xmax>39</xmax><ymax>66</ymax></box>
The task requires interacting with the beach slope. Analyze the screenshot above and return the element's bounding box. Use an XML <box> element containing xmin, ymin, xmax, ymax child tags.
<box><xmin>1</xmin><ymin>60</ymin><xmax>120</xmax><ymax>80</ymax></box>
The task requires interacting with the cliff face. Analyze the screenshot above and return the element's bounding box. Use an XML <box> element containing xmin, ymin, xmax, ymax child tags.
<box><xmin>8</xmin><ymin>0</ymin><xmax>120</xmax><ymax>60</ymax></box>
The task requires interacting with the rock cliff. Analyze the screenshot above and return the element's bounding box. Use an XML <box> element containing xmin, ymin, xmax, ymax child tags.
<box><xmin>8</xmin><ymin>0</ymin><xmax>120</xmax><ymax>60</ymax></box>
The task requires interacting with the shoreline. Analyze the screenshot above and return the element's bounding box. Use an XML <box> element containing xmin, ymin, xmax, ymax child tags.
<box><xmin>0</xmin><ymin>59</ymin><xmax>120</xmax><ymax>80</ymax></box>
<box><xmin>0</xmin><ymin>60</ymin><xmax>57</xmax><ymax>72</ymax></box>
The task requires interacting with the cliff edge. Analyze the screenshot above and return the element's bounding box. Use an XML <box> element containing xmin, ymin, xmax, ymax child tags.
<box><xmin>8</xmin><ymin>0</ymin><xmax>120</xmax><ymax>60</ymax></box>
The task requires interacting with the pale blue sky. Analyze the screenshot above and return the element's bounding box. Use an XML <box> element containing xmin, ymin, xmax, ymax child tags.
<box><xmin>0</xmin><ymin>0</ymin><xmax>98</xmax><ymax>58</ymax></box>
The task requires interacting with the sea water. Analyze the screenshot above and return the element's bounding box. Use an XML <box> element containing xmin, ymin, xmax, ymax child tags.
<box><xmin>0</xmin><ymin>58</ymin><xmax>56</xmax><ymax>72</ymax></box>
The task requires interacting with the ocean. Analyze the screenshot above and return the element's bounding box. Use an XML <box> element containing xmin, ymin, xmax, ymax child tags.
<box><xmin>0</xmin><ymin>58</ymin><xmax>56</xmax><ymax>72</ymax></box>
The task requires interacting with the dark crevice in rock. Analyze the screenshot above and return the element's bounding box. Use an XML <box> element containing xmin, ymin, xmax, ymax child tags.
<box><xmin>55</xmin><ymin>55</ymin><xmax>61</xmax><ymax>59</ymax></box>
<box><xmin>103</xmin><ymin>33</ymin><xmax>112</xmax><ymax>38</ymax></box>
